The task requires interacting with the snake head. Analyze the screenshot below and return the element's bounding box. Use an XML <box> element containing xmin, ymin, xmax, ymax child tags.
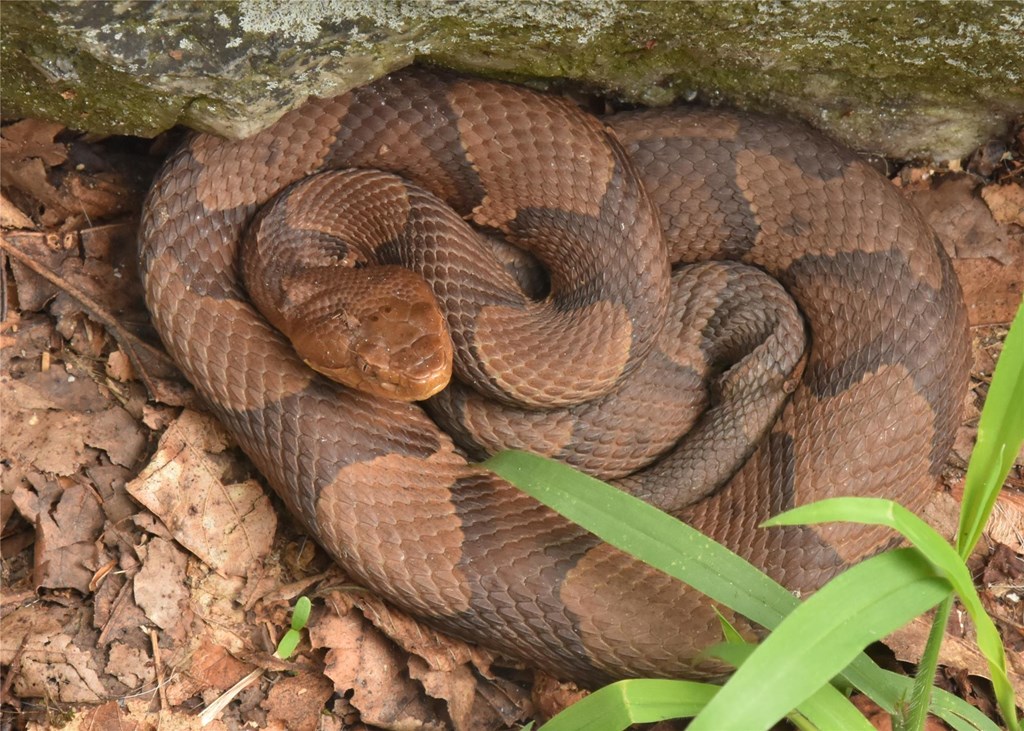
<box><xmin>291</xmin><ymin>273</ymin><xmax>454</xmax><ymax>402</ymax></box>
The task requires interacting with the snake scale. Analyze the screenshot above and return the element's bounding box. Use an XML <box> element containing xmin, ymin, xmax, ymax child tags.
<box><xmin>138</xmin><ymin>69</ymin><xmax>970</xmax><ymax>683</ymax></box>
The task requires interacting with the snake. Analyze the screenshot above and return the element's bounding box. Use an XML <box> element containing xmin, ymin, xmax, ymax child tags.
<box><xmin>138</xmin><ymin>69</ymin><xmax>971</xmax><ymax>684</ymax></box>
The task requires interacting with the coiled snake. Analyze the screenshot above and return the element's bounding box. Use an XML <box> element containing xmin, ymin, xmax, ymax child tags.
<box><xmin>138</xmin><ymin>70</ymin><xmax>970</xmax><ymax>683</ymax></box>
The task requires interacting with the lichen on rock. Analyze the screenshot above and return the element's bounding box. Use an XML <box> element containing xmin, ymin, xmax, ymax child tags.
<box><xmin>3</xmin><ymin>0</ymin><xmax>1021</xmax><ymax>159</ymax></box>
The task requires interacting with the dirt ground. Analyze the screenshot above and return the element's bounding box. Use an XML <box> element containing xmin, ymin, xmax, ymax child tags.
<box><xmin>1</xmin><ymin>108</ymin><xmax>1022</xmax><ymax>731</ymax></box>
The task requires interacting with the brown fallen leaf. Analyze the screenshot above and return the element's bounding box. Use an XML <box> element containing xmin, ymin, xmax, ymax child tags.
<box><xmin>13</xmin><ymin>631</ymin><xmax>108</xmax><ymax>703</ymax></box>
<box><xmin>531</xmin><ymin>672</ymin><xmax>588</xmax><ymax>723</ymax></box>
<box><xmin>1</xmin><ymin>119</ymin><xmax>146</xmax><ymax>229</ymax></box>
<box><xmin>104</xmin><ymin>643</ymin><xmax>156</xmax><ymax>689</ymax></box>
<box><xmin>1</xmin><ymin>191</ymin><xmax>35</xmax><ymax>228</ymax></box>
<box><xmin>9</xmin><ymin>474</ymin><xmax>104</xmax><ymax>593</ymax></box>
<box><xmin>106</xmin><ymin>348</ymin><xmax>135</xmax><ymax>382</ymax></box>
<box><xmin>2</xmin><ymin>362</ymin><xmax>118</xmax><ymax>475</ymax></box>
<box><xmin>163</xmin><ymin>637</ymin><xmax>253</xmax><ymax>707</ymax></box>
<box><xmin>30</xmin><ymin>483</ymin><xmax>105</xmax><ymax>593</ymax></box>
<box><xmin>0</xmin><ymin>120</ymin><xmax>71</xmax><ymax>228</ymax></box>
<box><xmin>1</xmin><ymin>230</ymin><xmax>194</xmax><ymax>406</ymax></box>
<box><xmin>850</xmin><ymin>693</ymin><xmax>948</xmax><ymax>731</ymax></box>
<box><xmin>94</xmin><ymin>567</ymin><xmax>148</xmax><ymax>649</ymax></box>
<box><xmin>0</xmin><ymin>119</ymin><xmax>69</xmax><ymax>168</ymax></box>
<box><xmin>86</xmin><ymin>405</ymin><xmax>147</xmax><ymax>469</ymax></box>
<box><xmin>311</xmin><ymin>601</ymin><xmax>450</xmax><ymax>730</ymax></box>
<box><xmin>0</xmin><ymin>603</ymin><xmax>76</xmax><ymax>665</ymax></box>
<box><xmin>56</xmin><ymin>698</ymin><xmax>232</xmax><ymax>731</ymax></box>
<box><xmin>981</xmin><ymin>182</ymin><xmax>1024</xmax><ymax>226</ymax></box>
<box><xmin>346</xmin><ymin>591</ymin><xmax>497</xmax><ymax>676</ymax></box>
<box><xmin>126</xmin><ymin>410</ymin><xmax>277</xmax><ymax>577</ymax></box>
<box><xmin>952</xmin><ymin>482</ymin><xmax>1024</xmax><ymax>555</ymax></box>
<box><xmin>908</xmin><ymin>174</ymin><xmax>1011</xmax><ymax>260</ymax></box>
<box><xmin>885</xmin><ymin>612</ymin><xmax>1024</xmax><ymax>702</ymax></box>
<box><xmin>133</xmin><ymin>536</ymin><xmax>191</xmax><ymax>636</ymax></box>
<box><xmin>316</xmin><ymin>591</ymin><xmax>532</xmax><ymax>730</ymax></box>
<box><xmin>262</xmin><ymin>671</ymin><xmax>335</xmax><ymax>731</ymax></box>
<box><xmin>61</xmin><ymin>700</ymin><xmax>141</xmax><ymax>731</ymax></box>
<box><xmin>980</xmin><ymin>543</ymin><xmax>1024</xmax><ymax>639</ymax></box>
<box><xmin>950</xmin><ymin>246</ymin><xmax>1024</xmax><ymax>325</ymax></box>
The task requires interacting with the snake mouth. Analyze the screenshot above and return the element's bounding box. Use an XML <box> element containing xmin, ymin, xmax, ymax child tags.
<box><xmin>304</xmin><ymin>356</ymin><xmax>451</xmax><ymax>402</ymax></box>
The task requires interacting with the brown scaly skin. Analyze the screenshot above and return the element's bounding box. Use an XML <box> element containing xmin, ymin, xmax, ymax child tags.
<box><xmin>138</xmin><ymin>70</ymin><xmax>970</xmax><ymax>684</ymax></box>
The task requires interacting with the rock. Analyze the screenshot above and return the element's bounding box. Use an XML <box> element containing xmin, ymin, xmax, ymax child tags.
<box><xmin>3</xmin><ymin>1</ymin><xmax>1022</xmax><ymax>159</ymax></box>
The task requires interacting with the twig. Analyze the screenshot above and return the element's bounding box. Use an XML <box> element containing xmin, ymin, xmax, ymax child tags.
<box><xmin>149</xmin><ymin>627</ymin><xmax>169</xmax><ymax>712</ymax></box>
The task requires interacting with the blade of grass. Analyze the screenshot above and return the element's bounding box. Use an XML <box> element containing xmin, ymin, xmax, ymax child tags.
<box><xmin>709</xmin><ymin>642</ymin><xmax>876</xmax><ymax>731</ymax></box>
<box><xmin>766</xmin><ymin>498</ymin><xmax>1019</xmax><ymax>731</ymax></box>
<box><xmin>486</xmin><ymin>450</ymin><xmax>999</xmax><ymax>731</ymax></box>
<box><xmin>689</xmin><ymin>548</ymin><xmax>949</xmax><ymax>731</ymax></box>
<box><xmin>919</xmin><ymin>300</ymin><xmax>1024</xmax><ymax>731</ymax></box>
<box><xmin>485</xmin><ymin>450</ymin><xmax>797</xmax><ymax>627</ymax></box>
<box><xmin>537</xmin><ymin>679</ymin><xmax>718</xmax><ymax>730</ymax></box>
<box><xmin>958</xmin><ymin>300</ymin><xmax>1024</xmax><ymax>556</ymax></box>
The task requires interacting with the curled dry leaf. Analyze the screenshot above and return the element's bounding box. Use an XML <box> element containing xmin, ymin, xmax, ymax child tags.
<box><xmin>310</xmin><ymin>602</ymin><xmax>450</xmax><ymax>731</ymax></box>
<box><xmin>314</xmin><ymin>591</ymin><xmax>531</xmax><ymax>730</ymax></box>
<box><xmin>908</xmin><ymin>174</ymin><xmax>1010</xmax><ymax>260</ymax></box>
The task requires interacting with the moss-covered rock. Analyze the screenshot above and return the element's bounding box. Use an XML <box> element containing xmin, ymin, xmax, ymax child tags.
<box><xmin>3</xmin><ymin>0</ymin><xmax>1021</xmax><ymax>159</ymax></box>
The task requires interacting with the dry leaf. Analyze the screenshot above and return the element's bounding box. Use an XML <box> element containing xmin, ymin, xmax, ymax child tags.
<box><xmin>14</xmin><ymin>632</ymin><xmax>108</xmax><ymax>703</ymax></box>
<box><xmin>0</xmin><ymin>119</ymin><xmax>69</xmax><ymax>168</ymax></box>
<box><xmin>886</xmin><ymin>613</ymin><xmax>1024</xmax><ymax>700</ymax></box>
<box><xmin>53</xmin><ymin>698</ymin><xmax>232</xmax><ymax>731</ymax></box>
<box><xmin>105</xmin><ymin>348</ymin><xmax>135</xmax><ymax>382</ymax></box>
<box><xmin>133</xmin><ymin>536</ymin><xmax>190</xmax><ymax>634</ymax></box>
<box><xmin>0</xmin><ymin>604</ymin><xmax>76</xmax><ymax>665</ymax></box>
<box><xmin>981</xmin><ymin>182</ymin><xmax>1024</xmax><ymax>226</ymax></box>
<box><xmin>1</xmin><ymin>191</ymin><xmax>35</xmax><ymax>228</ymax></box>
<box><xmin>262</xmin><ymin>672</ymin><xmax>335</xmax><ymax>731</ymax></box>
<box><xmin>164</xmin><ymin>638</ymin><xmax>253</xmax><ymax>706</ymax></box>
<box><xmin>311</xmin><ymin>605</ymin><xmax>450</xmax><ymax>730</ymax></box>
<box><xmin>86</xmin><ymin>406</ymin><xmax>146</xmax><ymax>468</ymax></box>
<box><xmin>104</xmin><ymin>643</ymin><xmax>156</xmax><ymax>688</ymax></box>
<box><xmin>126</xmin><ymin>410</ymin><xmax>276</xmax><ymax>577</ymax></box>
<box><xmin>951</xmin><ymin>245</ymin><xmax>1024</xmax><ymax>326</ymax></box>
<box><xmin>909</xmin><ymin>175</ymin><xmax>1010</xmax><ymax>260</ymax></box>
<box><xmin>316</xmin><ymin>591</ymin><xmax>531</xmax><ymax>730</ymax></box>
<box><xmin>32</xmin><ymin>483</ymin><xmax>104</xmax><ymax>592</ymax></box>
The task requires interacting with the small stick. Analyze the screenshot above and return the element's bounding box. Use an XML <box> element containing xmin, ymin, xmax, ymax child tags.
<box><xmin>149</xmin><ymin>627</ymin><xmax>169</xmax><ymax>712</ymax></box>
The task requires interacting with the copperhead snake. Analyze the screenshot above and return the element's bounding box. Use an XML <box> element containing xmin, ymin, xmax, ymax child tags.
<box><xmin>138</xmin><ymin>69</ymin><xmax>970</xmax><ymax>683</ymax></box>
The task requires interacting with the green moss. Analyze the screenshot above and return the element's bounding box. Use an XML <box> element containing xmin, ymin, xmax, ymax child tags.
<box><xmin>1</xmin><ymin>3</ymin><xmax>188</xmax><ymax>136</ymax></box>
<box><xmin>3</xmin><ymin>0</ymin><xmax>1021</xmax><ymax>157</ymax></box>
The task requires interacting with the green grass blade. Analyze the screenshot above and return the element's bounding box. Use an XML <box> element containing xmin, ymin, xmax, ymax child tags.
<box><xmin>538</xmin><ymin>679</ymin><xmax>718</xmax><ymax>730</ymax></box>
<box><xmin>959</xmin><ymin>299</ymin><xmax>1024</xmax><ymax>556</ymax></box>
<box><xmin>484</xmin><ymin>450</ymin><xmax>798</xmax><ymax>627</ymax></box>
<box><xmin>689</xmin><ymin>548</ymin><xmax>949</xmax><ymax>731</ymax></box>
<box><xmin>766</xmin><ymin>497</ymin><xmax>1019</xmax><ymax>731</ymax></box>
<box><xmin>485</xmin><ymin>451</ymin><xmax>1002</xmax><ymax>731</ymax></box>
<box><xmin>709</xmin><ymin>642</ymin><xmax>875</xmax><ymax>731</ymax></box>
<box><xmin>797</xmin><ymin>680</ymin><xmax>878</xmax><ymax>731</ymax></box>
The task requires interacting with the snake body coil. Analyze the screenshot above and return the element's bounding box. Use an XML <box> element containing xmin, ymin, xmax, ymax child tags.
<box><xmin>139</xmin><ymin>70</ymin><xmax>970</xmax><ymax>683</ymax></box>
